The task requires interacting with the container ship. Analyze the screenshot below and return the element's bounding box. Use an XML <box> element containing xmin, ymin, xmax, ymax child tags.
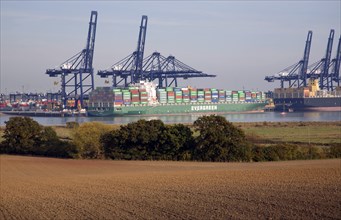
<box><xmin>272</xmin><ymin>79</ymin><xmax>341</xmax><ymax>112</ymax></box>
<box><xmin>87</xmin><ymin>81</ymin><xmax>267</xmax><ymax>117</ymax></box>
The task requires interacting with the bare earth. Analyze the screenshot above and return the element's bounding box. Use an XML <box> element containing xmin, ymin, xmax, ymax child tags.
<box><xmin>0</xmin><ymin>156</ymin><xmax>340</xmax><ymax>220</ymax></box>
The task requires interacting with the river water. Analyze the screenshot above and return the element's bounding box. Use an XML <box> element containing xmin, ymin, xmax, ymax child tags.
<box><xmin>0</xmin><ymin>111</ymin><xmax>340</xmax><ymax>126</ymax></box>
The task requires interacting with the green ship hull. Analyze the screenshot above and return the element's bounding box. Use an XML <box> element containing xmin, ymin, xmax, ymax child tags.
<box><xmin>87</xmin><ymin>102</ymin><xmax>266</xmax><ymax>117</ymax></box>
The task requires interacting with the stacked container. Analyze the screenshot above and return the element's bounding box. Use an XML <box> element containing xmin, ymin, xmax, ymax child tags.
<box><xmin>211</xmin><ymin>89</ymin><xmax>219</xmax><ymax>103</ymax></box>
<box><xmin>167</xmin><ymin>91</ymin><xmax>175</xmax><ymax>103</ymax></box>
<box><xmin>90</xmin><ymin>85</ymin><xmax>267</xmax><ymax>107</ymax></box>
<box><xmin>166</xmin><ymin>87</ymin><xmax>173</xmax><ymax>92</ymax></box>
<box><xmin>219</xmin><ymin>90</ymin><xmax>226</xmax><ymax>102</ymax></box>
<box><xmin>182</xmin><ymin>88</ymin><xmax>190</xmax><ymax>103</ymax></box>
<box><xmin>262</xmin><ymin>92</ymin><xmax>266</xmax><ymax>100</ymax></box>
<box><xmin>226</xmin><ymin>90</ymin><xmax>232</xmax><ymax>102</ymax></box>
<box><xmin>166</xmin><ymin>87</ymin><xmax>175</xmax><ymax>103</ymax></box>
<box><xmin>232</xmin><ymin>91</ymin><xmax>239</xmax><ymax>102</ymax></box>
<box><xmin>245</xmin><ymin>91</ymin><xmax>252</xmax><ymax>102</ymax></box>
<box><xmin>113</xmin><ymin>89</ymin><xmax>123</xmax><ymax>106</ymax></box>
<box><xmin>89</xmin><ymin>87</ymin><xmax>115</xmax><ymax>107</ymax></box>
<box><xmin>139</xmin><ymin>88</ymin><xmax>148</xmax><ymax>104</ymax></box>
<box><xmin>204</xmin><ymin>89</ymin><xmax>211</xmax><ymax>102</ymax></box>
<box><xmin>174</xmin><ymin>88</ymin><xmax>183</xmax><ymax>103</ymax></box>
<box><xmin>129</xmin><ymin>88</ymin><xmax>139</xmax><ymax>105</ymax></box>
<box><xmin>238</xmin><ymin>91</ymin><xmax>245</xmax><ymax>102</ymax></box>
<box><xmin>190</xmin><ymin>88</ymin><xmax>198</xmax><ymax>102</ymax></box>
<box><xmin>197</xmin><ymin>90</ymin><xmax>204</xmax><ymax>103</ymax></box>
<box><xmin>251</xmin><ymin>92</ymin><xmax>257</xmax><ymax>101</ymax></box>
<box><xmin>157</xmin><ymin>88</ymin><xmax>167</xmax><ymax>104</ymax></box>
<box><xmin>123</xmin><ymin>90</ymin><xmax>131</xmax><ymax>105</ymax></box>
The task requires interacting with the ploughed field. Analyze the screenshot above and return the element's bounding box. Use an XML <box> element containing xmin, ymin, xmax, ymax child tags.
<box><xmin>1</xmin><ymin>156</ymin><xmax>340</xmax><ymax>219</ymax></box>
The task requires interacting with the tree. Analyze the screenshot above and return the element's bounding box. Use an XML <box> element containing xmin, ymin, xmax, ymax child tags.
<box><xmin>251</xmin><ymin>145</ymin><xmax>265</xmax><ymax>162</ymax></box>
<box><xmin>162</xmin><ymin>124</ymin><xmax>194</xmax><ymax>160</ymax></box>
<box><xmin>101</xmin><ymin>129</ymin><xmax>124</xmax><ymax>159</ymax></box>
<box><xmin>1</xmin><ymin>117</ymin><xmax>78</xmax><ymax>158</ymax></box>
<box><xmin>101</xmin><ymin>119</ymin><xmax>168</xmax><ymax>160</ymax></box>
<box><xmin>39</xmin><ymin>127</ymin><xmax>78</xmax><ymax>158</ymax></box>
<box><xmin>2</xmin><ymin>117</ymin><xmax>43</xmax><ymax>154</ymax></box>
<box><xmin>193</xmin><ymin>115</ymin><xmax>251</xmax><ymax>162</ymax></box>
<box><xmin>100</xmin><ymin>120</ymin><xmax>194</xmax><ymax>160</ymax></box>
<box><xmin>72</xmin><ymin>122</ymin><xmax>112</xmax><ymax>159</ymax></box>
<box><xmin>328</xmin><ymin>145</ymin><xmax>341</xmax><ymax>158</ymax></box>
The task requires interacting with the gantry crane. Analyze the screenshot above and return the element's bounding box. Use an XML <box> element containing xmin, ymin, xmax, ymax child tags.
<box><xmin>142</xmin><ymin>52</ymin><xmax>215</xmax><ymax>87</ymax></box>
<box><xmin>307</xmin><ymin>29</ymin><xmax>335</xmax><ymax>90</ymax></box>
<box><xmin>98</xmin><ymin>15</ymin><xmax>215</xmax><ymax>87</ymax></box>
<box><xmin>46</xmin><ymin>11</ymin><xmax>98</xmax><ymax>108</ymax></box>
<box><xmin>265</xmin><ymin>31</ymin><xmax>312</xmax><ymax>88</ymax></box>
<box><xmin>330</xmin><ymin>36</ymin><xmax>341</xmax><ymax>88</ymax></box>
<box><xmin>98</xmin><ymin>15</ymin><xmax>148</xmax><ymax>87</ymax></box>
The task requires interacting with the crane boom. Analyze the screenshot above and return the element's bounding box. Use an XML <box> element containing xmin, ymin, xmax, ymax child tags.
<box><xmin>300</xmin><ymin>31</ymin><xmax>312</xmax><ymax>86</ymax></box>
<box><xmin>135</xmin><ymin>15</ymin><xmax>148</xmax><ymax>75</ymax></box>
<box><xmin>320</xmin><ymin>29</ymin><xmax>334</xmax><ymax>90</ymax></box>
<box><xmin>331</xmin><ymin>36</ymin><xmax>341</xmax><ymax>87</ymax></box>
<box><xmin>84</xmin><ymin>11</ymin><xmax>98</xmax><ymax>72</ymax></box>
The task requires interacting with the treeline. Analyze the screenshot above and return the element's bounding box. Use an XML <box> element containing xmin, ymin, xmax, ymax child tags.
<box><xmin>0</xmin><ymin>117</ymin><xmax>77</xmax><ymax>158</ymax></box>
<box><xmin>1</xmin><ymin>116</ymin><xmax>340</xmax><ymax>161</ymax></box>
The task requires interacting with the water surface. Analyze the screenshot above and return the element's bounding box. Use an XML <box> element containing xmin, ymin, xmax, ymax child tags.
<box><xmin>1</xmin><ymin>111</ymin><xmax>340</xmax><ymax>126</ymax></box>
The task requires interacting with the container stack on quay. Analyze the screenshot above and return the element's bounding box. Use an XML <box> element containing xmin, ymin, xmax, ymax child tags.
<box><xmin>90</xmin><ymin>86</ymin><xmax>266</xmax><ymax>108</ymax></box>
<box><xmin>0</xmin><ymin>92</ymin><xmax>66</xmax><ymax>112</ymax></box>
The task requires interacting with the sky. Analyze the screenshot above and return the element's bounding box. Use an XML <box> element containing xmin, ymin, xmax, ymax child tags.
<box><xmin>1</xmin><ymin>1</ymin><xmax>340</xmax><ymax>93</ymax></box>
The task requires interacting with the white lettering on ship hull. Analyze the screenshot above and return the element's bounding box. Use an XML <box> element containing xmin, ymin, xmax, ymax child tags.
<box><xmin>191</xmin><ymin>105</ymin><xmax>218</xmax><ymax>111</ymax></box>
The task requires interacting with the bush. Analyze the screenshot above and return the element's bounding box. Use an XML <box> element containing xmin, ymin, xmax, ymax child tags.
<box><xmin>42</xmin><ymin>141</ymin><xmax>78</xmax><ymax>158</ymax></box>
<box><xmin>262</xmin><ymin>146</ymin><xmax>280</xmax><ymax>161</ymax></box>
<box><xmin>66</xmin><ymin>121</ymin><xmax>79</xmax><ymax>129</ymax></box>
<box><xmin>72</xmin><ymin>122</ymin><xmax>112</xmax><ymax>159</ymax></box>
<box><xmin>193</xmin><ymin>115</ymin><xmax>251</xmax><ymax>162</ymax></box>
<box><xmin>39</xmin><ymin>127</ymin><xmax>78</xmax><ymax>158</ymax></box>
<box><xmin>327</xmin><ymin>145</ymin><xmax>341</xmax><ymax>158</ymax></box>
<box><xmin>251</xmin><ymin>145</ymin><xmax>265</xmax><ymax>162</ymax></box>
<box><xmin>251</xmin><ymin>143</ymin><xmax>328</xmax><ymax>162</ymax></box>
<box><xmin>101</xmin><ymin>120</ymin><xmax>194</xmax><ymax>160</ymax></box>
<box><xmin>0</xmin><ymin>141</ymin><xmax>7</xmax><ymax>154</ymax></box>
